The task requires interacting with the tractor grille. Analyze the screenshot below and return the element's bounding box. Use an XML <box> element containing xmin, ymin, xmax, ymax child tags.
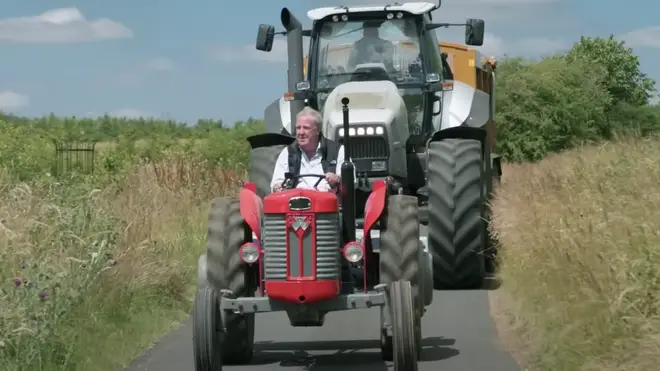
<box><xmin>341</xmin><ymin>137</ymin><xmax>388</xmax><ymax>159</ymax></box>
<box><xmin>262</xmin><ymin>213</ymin><xmax>341</xmax><ymax>281</ymax></box>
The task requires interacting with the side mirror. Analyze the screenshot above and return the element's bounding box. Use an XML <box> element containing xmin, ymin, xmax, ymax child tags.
<box><xmin>256</xmin><ymin>24</ymin><xmax>275</xmax><ymax>51</ymax></box>
<box><xmin>465</xmin><ymin>18</ymin><xmax>485</xmax><ymax>46</ymax></box>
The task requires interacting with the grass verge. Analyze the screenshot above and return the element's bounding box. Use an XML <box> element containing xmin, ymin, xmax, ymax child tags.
<box><xmin>0</xmin><ymin>157</ymin><xmax>240</xmax><ymax>371</ymax></box>
<box><xmin>490</xmin><ymin>136</ymin><xmax>660</xmax><ymax>371</ymax></box>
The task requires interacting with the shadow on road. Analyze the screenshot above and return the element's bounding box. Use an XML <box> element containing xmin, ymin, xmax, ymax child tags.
<box><xmin>249</xmin><ymin>337</ymin><xmax>459</xmax><ymax>370</ymax></box>
<box><xmin>435</xmin><ymin>276</ymin><xmax>502</xmax><ymax>291</ymax></box>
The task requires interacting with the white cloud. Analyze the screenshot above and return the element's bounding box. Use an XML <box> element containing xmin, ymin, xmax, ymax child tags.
<box><xmin>0</xmin><ymin>7</ymin><xmax>132</xmax><ymax>44</ymax></box>
<box><xmin>0</xmin><ymin>91</ymin><xmax>29</xmax><ymax>112</ymax></box>
<box><xmin>110</xmin><ymin>108</ymin><xmax>152</xmax><ymax>118</ymax></box>
<box><xmin>145</xmin><ymin>58</ymin><xmax>176</xmax><ymax>72</ymax></box>
<box><xmin>620</xmin><ymin>26</ymin><xmax>660</xmax><ymax>49</ymax></box>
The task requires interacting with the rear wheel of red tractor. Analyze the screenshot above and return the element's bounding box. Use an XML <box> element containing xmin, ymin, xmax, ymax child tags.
<box><xmin>248</xmin><ymin>145</ymin><xmax>286</xmax><ymax>198</ymax></box>
<box><xmin>379</xmin><ymin>195</ymin><xmax>422</xmax><ymax>362</ymax></box>
<box><xmin>205</xmin><ymin>197</ymin><xmax>257</xmax><ymax>365</ymax></box>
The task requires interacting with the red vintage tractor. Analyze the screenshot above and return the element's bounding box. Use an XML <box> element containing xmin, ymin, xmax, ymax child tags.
<box><xmin>193</xmin><ymin>98</ymin><xmax>433</xmax><ymax>371</ymax></box>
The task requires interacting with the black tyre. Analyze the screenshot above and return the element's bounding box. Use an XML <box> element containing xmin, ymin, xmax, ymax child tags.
<box><xmin>248</xmin><ymin>145</ymin><xmax>286</xmax><ymax>198</ymax></box>
<box><xmin>379</xmin><ymin>195</ymin><xmax>422</xmax><ymax>361</ymax></box>
<box><xmin>205</xmin><ymin>197</ymin><xmax>256</xmax><ymax>365</ymax></box>
<box><xmin>193</xmin><ymin>287</ymin><xmax>223</xmax><ymax>371</ymax></box>
<box><xmin>390</xmin><ymin>280</ymin><xmax>419</xmax><ymax>371</ymax></box>
<box><xmin>379</xmin><ymin>195</ymin><xmax>421</xmax><ymax>290</ymax></box>
<box><xmin>427</xmin><ymin>139</ymin><xmax>486</xmax><ymax>290</ymax></box>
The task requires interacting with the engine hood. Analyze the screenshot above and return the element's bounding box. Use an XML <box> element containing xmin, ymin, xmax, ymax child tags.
<box><xmin>321</xmin><ymin>80</ymin><xmax>408</xmax><ymax>138</ymax></box>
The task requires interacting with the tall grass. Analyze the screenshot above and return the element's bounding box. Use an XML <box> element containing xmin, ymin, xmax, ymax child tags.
<box><xmin>0</xmin><ymin>148</ymin><xmax>242</xmax><ymax>371</ymax></box>
<box><xmin>491</xmin><ymin>136</ymin><xmax>660</xmax><ymax>371</ymax></box>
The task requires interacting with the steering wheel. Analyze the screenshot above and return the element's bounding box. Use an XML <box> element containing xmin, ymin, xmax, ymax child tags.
<box><xmin>281</xmin><ymin>174</ymin><xmax>339</xmax><ymax>192</ymax></box>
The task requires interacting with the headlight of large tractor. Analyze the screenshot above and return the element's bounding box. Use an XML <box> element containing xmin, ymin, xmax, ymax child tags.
<box><xmin>338</xmin><ymin>125</ymin><xmax>385</xmax><ymax>137</ymax></box>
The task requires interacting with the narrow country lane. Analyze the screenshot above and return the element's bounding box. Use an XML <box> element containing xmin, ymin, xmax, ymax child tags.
<box><xmin>124</xmin><ymin>289</ymin><xmax>520</xmax><ymax>371</ymax></box>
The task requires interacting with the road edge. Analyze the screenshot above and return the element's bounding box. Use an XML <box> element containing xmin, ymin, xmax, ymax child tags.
<box><xmin>488</xmin><ymin>289</ymin><xmax>539</xmax><ymax>370</ymax></box>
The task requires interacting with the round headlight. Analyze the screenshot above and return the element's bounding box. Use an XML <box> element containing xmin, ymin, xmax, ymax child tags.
<box><xmin>342</xmin><ymin>242</ymin><xmax>364</xmax><ymax>263</ymax></box>
<box><xmin>239</xmin><ymin>242</ymin><xmax>260</xmax><ymax>264</ymax></box>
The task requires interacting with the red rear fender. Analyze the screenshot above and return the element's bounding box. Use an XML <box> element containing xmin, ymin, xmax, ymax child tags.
<box><xmin>239</xmin><ymin>184</ymin><xmax>262</xmax><ymax>240</ymax></box>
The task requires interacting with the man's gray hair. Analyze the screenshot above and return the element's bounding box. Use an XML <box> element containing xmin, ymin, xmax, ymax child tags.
<box><xmin>296</xmin><ymin>106</ymin><xmax>323</xmax><ymax>132</ymax></box>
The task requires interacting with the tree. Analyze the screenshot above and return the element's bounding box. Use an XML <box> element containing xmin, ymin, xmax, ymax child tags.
<box><xmin>566</xmin><ymin>35</ymin><xmax>656</xmax><ymax>107</ymax></box>
<box><xmin>495</xmin><ymin>56</ymin><xmax>611</xmax><ymax>161</ymax></box>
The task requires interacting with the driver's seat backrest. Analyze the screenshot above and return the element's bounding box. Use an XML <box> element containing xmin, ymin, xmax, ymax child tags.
<box><xmin>287</xmin><ymin>137</ymin><xmax>341</xmax><ymax>188</ymax></box>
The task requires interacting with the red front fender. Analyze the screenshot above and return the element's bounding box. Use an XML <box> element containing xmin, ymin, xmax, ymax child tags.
<box><xmin>239</xmin><ymin>183</ymin><xmax>262</xmax><ymax>241</ymax></box>
<box><xmin>363</xmin><ymin>180</ymin><xmax>387</xmax><ymax>238</ymax></box>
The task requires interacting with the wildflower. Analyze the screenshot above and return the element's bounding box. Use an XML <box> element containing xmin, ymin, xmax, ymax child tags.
<box><xmin>14</xmin><ymin>278</ymin><xmax>22</xmax><ymax>287</ymax></box>
<box><xmin>39</xmin><ymin>291</ymin><xmax>48</xmax><ymax>300</ymax></box>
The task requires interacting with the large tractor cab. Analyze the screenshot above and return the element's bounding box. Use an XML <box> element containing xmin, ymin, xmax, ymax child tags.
<box><xmin>194</xmin><ymin>97</ymin><xmax>434</xmax><ymax>371</ymax></box>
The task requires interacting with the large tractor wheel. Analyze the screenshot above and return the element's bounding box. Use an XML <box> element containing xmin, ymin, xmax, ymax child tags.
<box><xmin>193</xmin><ymin>287</ymin><xmax>223</xmax><ymax>371</ymax></box>
<box><xmin>379</xmin><ymin>195</ymin><xmax>422</xmax><ymax>361</ymax></box>
<box><xmin>248</xmin><ymin>145</ymin><xmax>286</xmax><ymax>198</ymax></box>
<box><xmin>427</xmin><ymin>139</ymin><xmax>486</xmax><ymax>290</ymax></box>
<box><xmin>205</xmin><ymin>197</ymin><xmax>256</xmax><ymax>365</ymax></box>
<box><xmin>390</xmin><ymin>280</ymin><xmax>419</xmax><ymax>371</ymax></box>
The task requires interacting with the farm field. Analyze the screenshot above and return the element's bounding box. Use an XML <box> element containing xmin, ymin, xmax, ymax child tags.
<box><xmin>2</xmin><ymin>36</ymin><xmax>660</xmax><ymax>371</ymax></box>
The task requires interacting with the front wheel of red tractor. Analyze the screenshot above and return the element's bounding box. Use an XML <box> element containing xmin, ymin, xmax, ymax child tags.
<box><xmin>192</xmin><ymin>287</ymin><xmax>223</xmax><ymax>371</ymax></box>
<box><xmin>205</xmin><ymin>197</ymin><xmax>257</xmax><ymax>365</ymax></box>
<box><xmin>378</xmin><ymin>195</ymin><xmax>422</xmax><ymax>363</ymax></box>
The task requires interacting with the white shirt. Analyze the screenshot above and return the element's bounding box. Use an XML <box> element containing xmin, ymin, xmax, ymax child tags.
<box><xmin>270</xmin><ymin>142</ymin><xmax>351</xmax><ymax>192</ymax></box>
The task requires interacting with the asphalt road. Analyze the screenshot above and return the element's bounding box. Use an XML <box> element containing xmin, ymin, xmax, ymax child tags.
<box><xmin>124</xmin><ymin>289</ymin><xmax>520</xmax><ymax>371</ymax></box>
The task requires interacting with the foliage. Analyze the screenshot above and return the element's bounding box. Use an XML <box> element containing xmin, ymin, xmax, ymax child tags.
<box><xmin>494</xmin><ymin>37</ymin><xmax>660</xmax><ymax>162</ymax></box>
<box><xmin>494</xmin><ymin>56</ymin><xmax>611</xmax><ymax>161</ymax></box>
<box><xmin>566</xmin><ymin>35</ymin><xmax>656</xmax><ymax>107</ymax></box>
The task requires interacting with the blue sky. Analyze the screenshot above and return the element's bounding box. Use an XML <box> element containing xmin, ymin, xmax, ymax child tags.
<box><xmin>1</xmin><ymin>0</ymin><xmax>658</xmax><ymax>125</ymax></box>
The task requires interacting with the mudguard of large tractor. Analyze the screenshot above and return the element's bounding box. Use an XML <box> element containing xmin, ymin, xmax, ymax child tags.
<box><xmin>246</xmin><ymin>133</ymin><xmax>294</xmax><ymax>199</ymax></box>
<box><xmin>246</xmin><ymin>132</ymin><xmax>295</xmax><ymax>149</ymax></box>
<box><xmin>428</xmin><ymin>125</ymin><xmax>487</xmax><ymax>153</ymax></box>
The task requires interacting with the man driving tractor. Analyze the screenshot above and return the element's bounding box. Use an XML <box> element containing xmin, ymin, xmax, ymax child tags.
<box><xmin>270</xmin><ymin>107</ymin><xmax>348</xmax><ymax>193</ymax></box>
<box><xmin>346</xmin><ymin>20</ymin><xmax>396</xmax><ymax>71</ymax></box>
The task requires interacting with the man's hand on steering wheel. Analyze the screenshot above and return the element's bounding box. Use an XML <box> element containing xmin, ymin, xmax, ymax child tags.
<box><xmin>324</xmin><ymin>172</ymin><xmax>340</xmax><ymax>187</ymax></box>
<box><xmin>277</xmin><ymin>173</ymin><xmax>340</xmax><ymax>192</ymax></box>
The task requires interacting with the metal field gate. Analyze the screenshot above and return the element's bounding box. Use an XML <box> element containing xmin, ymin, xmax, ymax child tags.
<box><xmin>53</xmin><ymin>140</ymin><xmax>97</xmax><ymax>176</ymax></box>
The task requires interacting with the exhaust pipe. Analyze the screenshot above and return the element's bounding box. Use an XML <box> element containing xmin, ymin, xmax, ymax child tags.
<box><xmin>340</xmin><ymin>97</ymin><xmax>356</xmax><ymax>242</ymax></box>
<box><xmin>281</xmin><ymin>8</ymin><xmax>304</xmax><ymax>137</ymax></box>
